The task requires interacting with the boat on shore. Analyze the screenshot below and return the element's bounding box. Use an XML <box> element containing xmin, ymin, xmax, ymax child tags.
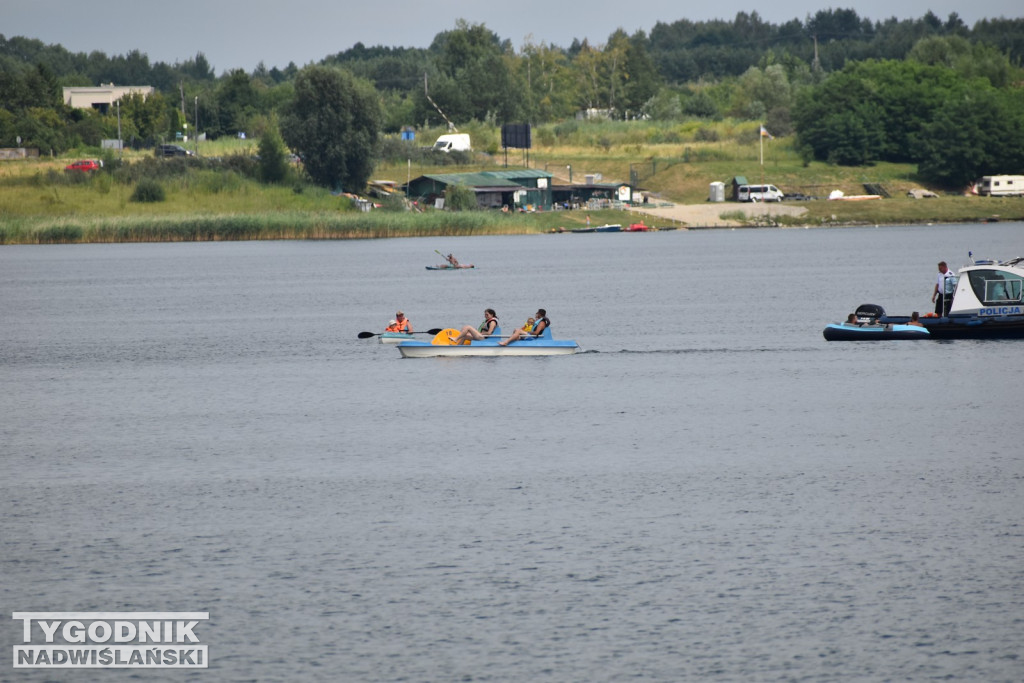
<box><xmin>397</xmin><ymin>328</ymin><xmax>580</xmax><ymax>357</ymax></box>
<box><xmin>568</xmin><ymin>224</ymin><xmax>621</xmax><ymax>233</ymax></box>
<box><xmin>823</xmin><ymin>255</ymin><xmax>1024</xmax><ymax>341</ymax></box>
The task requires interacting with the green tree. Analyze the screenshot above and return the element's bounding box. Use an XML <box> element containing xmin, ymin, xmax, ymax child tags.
<box><xmin>642</xmin><ymin>88</ymin><xmax>683</xmax><ymax>121</ymax></box>
<box><xmin>257</xmin><ymin>114</ymin><xmax>289</xmax><ymax>183</ymax></box>
<box><xmin>281</xmin><ymin>66</ymin><xmax>381</xmax><ymax>191</ymax></box>
<box><xmin>444</xmin><ymin>183</ymin><xmax>477</xmax><ymax>211</ymax></box>
<box><xmin>621</xmin><ymin>31</ymin><xmax>662</xmax><ymax>116</ymax></box>
<box><xmin>682</xmin><ymin>90</ymin><xmax>720</xmax><ymax>119</ymax></box>
<box><xmin>119</xmin><ymin>91</ymin><xmax>169</xmax><ymax>141</ymax></box>
<box><xmin>794</xmin><ymin>60</ymin><xmax>961</xmax><ymax>165</ymax></box>
<box><xmin>917</xmin><ymin>87</ymin><xmax>1024</xmax><ymax>186</ymax></box>
<box><xmin>215</xmin><ymin>69</ymin><xmax>260</xmax><ymax>136</ymax></box>
<box><xmin>423</xmin><ymin>21</ymin><xmax>523</xmax><ymax>124</ymax></box>
<box><xmin>732</xmin><ymin>64</ymin><xmax>791</xmax><ymax>120</ymax></box>
<box><xmin>517</xmin><ymin>40</ymin><xmax>577</xmax><ymax>123</ymax></box>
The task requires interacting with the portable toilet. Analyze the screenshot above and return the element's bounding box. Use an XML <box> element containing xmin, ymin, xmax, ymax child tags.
<box><xmin>709</xmin><ymin>181</ymin><xmax>725</xmax><ymax>202</ymax></box>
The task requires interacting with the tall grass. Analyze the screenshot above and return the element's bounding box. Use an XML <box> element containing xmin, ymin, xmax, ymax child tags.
<box><xmin>0</xmin><ymin>210</ymin><xmax>544</xmax><ymax>244</ymax></box>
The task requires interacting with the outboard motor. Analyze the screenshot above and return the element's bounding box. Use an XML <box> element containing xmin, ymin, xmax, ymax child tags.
<box><xmin>854</xmin><ymin>303</ymin><xmax>886</xmax><ymax>324</ymax></box>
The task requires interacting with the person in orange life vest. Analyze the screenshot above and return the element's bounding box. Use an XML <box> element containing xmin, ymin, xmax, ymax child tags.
<box><xmin>385</xmin><ymin>311</ymin><xmax>412</xmax><ymax>333</ymax></box>
<box><xmin>499</xmin><ymin>309</ymin><xmax>549</xmax><ymax>346</ymax></box>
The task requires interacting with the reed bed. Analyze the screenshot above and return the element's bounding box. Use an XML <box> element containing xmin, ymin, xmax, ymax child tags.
<box><xmin>0</xmin><ymin>210</ymin><xmax>542</xmax><ymax>245</ymax></box>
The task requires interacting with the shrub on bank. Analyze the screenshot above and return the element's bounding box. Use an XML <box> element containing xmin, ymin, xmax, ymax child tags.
<box><xmin>131</xmin><ymin>179</ymin><xmax>165</xmax><ymax>202</ymax></box>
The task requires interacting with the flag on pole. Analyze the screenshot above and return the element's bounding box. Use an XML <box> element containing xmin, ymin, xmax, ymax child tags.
<box><xmin>760</xmin><ymin>125</ymin><xmax>774</xmax><ymax>139</ymax></box>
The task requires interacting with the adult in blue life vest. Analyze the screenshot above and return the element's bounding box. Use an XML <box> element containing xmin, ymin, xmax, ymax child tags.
<box><xmin>500</xmin><ymin>309</ymin><xmax>550</xmax><ymax>346</ymax></box>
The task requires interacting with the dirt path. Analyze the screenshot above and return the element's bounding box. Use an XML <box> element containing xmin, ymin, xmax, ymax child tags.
<box><xmin>628</xmin><ymin>201</ymin><xmax>808</xmax><ymax>228</ymax></box>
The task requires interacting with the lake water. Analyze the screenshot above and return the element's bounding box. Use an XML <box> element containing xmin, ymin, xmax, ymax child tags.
<box><xmin>2</xmin><ymin>223</ymin><xmax>1022</xmax><ymax>681</ymax></box>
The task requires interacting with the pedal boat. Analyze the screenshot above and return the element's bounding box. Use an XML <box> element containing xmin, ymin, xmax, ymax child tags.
<box><xmin>397</xmin><ymin>327</ymin><xmax>580</xmax><ymax>357</ymax></box>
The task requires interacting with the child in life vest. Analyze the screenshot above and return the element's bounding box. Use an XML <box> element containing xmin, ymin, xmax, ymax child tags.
<box><xmin>523</xmin><ymin>317</ymin><xmax>535</xmax><ymax>332</ymax></box>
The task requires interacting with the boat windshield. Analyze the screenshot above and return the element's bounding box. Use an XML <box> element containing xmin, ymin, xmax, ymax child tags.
<box><xmin>967</xmin><ymin>269</ymin><xmax>1024</xmax><ymax>305</ymax></box>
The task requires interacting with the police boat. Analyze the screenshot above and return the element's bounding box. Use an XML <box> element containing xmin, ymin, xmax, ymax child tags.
<box><xmin>824</xmin><ymin>255</ymin><xmax>1024</xmax><ymax>341</ymax></box>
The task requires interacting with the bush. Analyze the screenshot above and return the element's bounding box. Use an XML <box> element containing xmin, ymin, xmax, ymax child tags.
<box><xmin>131</xmin><ymin>179</ymin><xmax>166</xmax><ymax>203</ymax></box>
<box><xmin>694</xmin><ymin>127</ymin><xmax>719</xmax><ymax>142</ymax></box>
<box><xmin>443</xmin><ymin>184</ymin><xmax>477</xmax><ymax>211</ymax></box>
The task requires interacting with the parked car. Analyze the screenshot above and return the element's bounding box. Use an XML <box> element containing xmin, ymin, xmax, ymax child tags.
<box><xmin>737</xmin><ymin>184</ymin><xmax>784</xmax><ymax>202</ymax></box>
<box><xmin>65</xmin><ymin>159</ymin><xmax>101</xmax><ymax>173</ymax></box>
<box><xmin>157</xmin><ymin>144</ymin><xmax>193</xmax><ymax>157</ymax></box>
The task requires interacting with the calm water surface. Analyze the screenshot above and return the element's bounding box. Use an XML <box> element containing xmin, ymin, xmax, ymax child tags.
<box><xmin>2</xmin><ymin>223</ymin><xmax>1022</xmax><ymax>681</ymax></box>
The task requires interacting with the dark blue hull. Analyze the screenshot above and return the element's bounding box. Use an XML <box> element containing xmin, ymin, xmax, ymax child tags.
<box><xmin>884</xmin><ymin>315</ymin><xmax>1024</xmax><ymax>340</ymax></box>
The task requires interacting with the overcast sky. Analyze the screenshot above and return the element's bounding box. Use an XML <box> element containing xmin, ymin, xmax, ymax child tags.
<box><xmin>4</xmin><ymin>0</ymin><xmax>1021</xmax><ymax>73</ymax></box>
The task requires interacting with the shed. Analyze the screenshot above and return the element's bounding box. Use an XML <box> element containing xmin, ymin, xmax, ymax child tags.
<box><xmin>405</xmin><ymin>170</ymin><xmax>554</xmax><ymax>210</ymax></box>
<box><xmin>730</xmin><ymin>176</ymin><xmax>748</xmax><ymax>201</ymax></box>
<box><xmin>551</xmin><ymin>181</ymin><xmax>634</xmax><ymax>210</ymax></box>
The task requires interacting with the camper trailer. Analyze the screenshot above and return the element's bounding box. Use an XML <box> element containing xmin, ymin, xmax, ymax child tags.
<box><xmin>432</xmin><ymin>134</ymin><xmax>471</xmax><ymax>153</ymax></box>
<box><xmin>976</xmin><ymin>175</ymin><xmax>1024</xmax><ymax>196</ymax></box>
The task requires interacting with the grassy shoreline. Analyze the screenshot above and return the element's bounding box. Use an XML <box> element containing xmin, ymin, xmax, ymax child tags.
<box><xmin>3</xmin><ymin>130</ymin><xmax>1023</xmax><ymax>245</ymax></box>
<box><xmin>3</xmin><ymin>205</ymin><xmax>1020</xmax><ymax>245</ymax></box>
<box><xmin>4</xmin><ymin>198</ymin><xmax>1023</xmax><ymax>245</ymax></box>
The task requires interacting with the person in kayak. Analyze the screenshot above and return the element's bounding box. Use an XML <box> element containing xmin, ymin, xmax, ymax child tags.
<box><xmin>385</xmin><ymin>311</ymin><xmax>412</xmax><ymax>333</ymax></box>
<box><xmin>452</xmin><ymin>309</ymin><xmax>498</xmax><ymax>345</ymax></box>
<box><xmin>499</xmin><ymin>309</ymin><xmax>549</xmax><ymax>346</ymax></box>
<box><xmin>446</xmin><ymin>253</ymin><xmax>460</xmax><ymax>267</ymax></box>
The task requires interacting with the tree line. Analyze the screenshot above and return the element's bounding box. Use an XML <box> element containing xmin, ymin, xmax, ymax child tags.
<box><xmin>1</xmin><ymin>9</ymin><xmax>1022</xmax><ymax>190</ymax></box>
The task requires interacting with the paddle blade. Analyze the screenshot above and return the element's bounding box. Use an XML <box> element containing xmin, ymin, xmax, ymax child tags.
<box><xmin>426</xmin><ymin>328</ymin><xmax>443</xmax><ymax>335</ymax></box>
<box><xmin>357</xmin><ymin>331</ymin><xmax>377</xmax><ymax>339</ymax></box>
<box><xmin>432</xmin><ymin>328</ymin><xmax>460</xmax><ymax>345</ymax></box>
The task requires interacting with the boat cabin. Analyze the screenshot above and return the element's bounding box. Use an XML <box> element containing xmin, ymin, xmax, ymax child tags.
<box><xmin>949</xmin><ymin>257</ymin><xmax>1024</xmax><ymax>316</ymax></box>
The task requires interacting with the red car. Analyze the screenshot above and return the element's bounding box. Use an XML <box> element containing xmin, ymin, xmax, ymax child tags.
<box><xmin>65</xmin><ymin>159</ymin><xmax>101</xmax><ymax>172</ymax></box>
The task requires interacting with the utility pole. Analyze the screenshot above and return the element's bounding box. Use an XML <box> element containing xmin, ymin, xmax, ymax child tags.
<box><xmin>423</xmin><ymin>73</ymin><xmax>457</xmax><ymax>132</ymax></box>
<box><xmin>194</xmin><ymin>96</ymin><xmax>199</xmax><ymax>156</ymax></box>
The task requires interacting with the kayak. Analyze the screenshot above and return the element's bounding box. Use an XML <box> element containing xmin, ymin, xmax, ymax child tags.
<box><xmin>397</xmin><ymin>328</ymin><xmax>580</xmax><ymax>357</ymax></box>
<box><xmin>379</xmin><ymin>332</ymin><xmax>415</xmax><ymax>344</ymax></box>
<box><xmin>426</xmin><ymin>263</ymin><xmax>475</xmax><ymax>270</ymax></box>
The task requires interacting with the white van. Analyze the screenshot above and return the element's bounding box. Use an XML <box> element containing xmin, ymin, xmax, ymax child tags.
<box><xmin>737</xmin><ymin>184</ymin><xmax>784</xmax><ymax>202</ymax></box>
<box><xmin>432</xmin><ymin>133</ymin><xmax>471</xmax><ymax>153</ymax></box>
